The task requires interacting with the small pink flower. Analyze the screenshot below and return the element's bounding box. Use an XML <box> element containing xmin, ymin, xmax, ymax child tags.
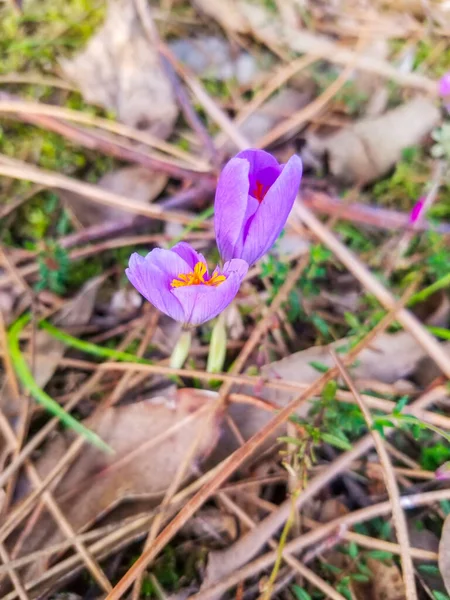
<box><xmin>409</xmin><ymin>197</ymin><xmax>425</xmax><ymax>224</ymax></box>
<box><xmin>439</xmin><ymin>72</ymin><xmax>450</xmax><ymax>98</ymax></box>
<box><xmin>435</xmin><ymin>461</ymin><xmax>450</xmax><ymax>480</ymax></box>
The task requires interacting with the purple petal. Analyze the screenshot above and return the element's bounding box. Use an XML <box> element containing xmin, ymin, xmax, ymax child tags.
<box><xmin>143</xmin><ymin>247</ymin><xmax>191</xmax><ymax>280</ymax></box>
<box><xmin>172</xmin><ymin>259</ymin><xmax>248</xmax><ymax>325</ymax></box>
<box><xmin>214</xmin><ymin>157</ymin><xmax>250</xmax><ymax>262</ymax></box>
<box><xmin>241</xmin><ymin>154</ymin><xmax>302</xmax><ymax>265</ymax></box>
<box><xmin>171</xmin><ymin>241</ymin><xmax>207</xmax><ymax>271</ymax></box>
<box><xmin>125</xmin><ymin>253</ymin><xmax>185</xmax><ymax>322</ymax></box>
<box><xmin>235</xmin><ymin>148</ymin><xmax>281</xmax><ymax>174</ymax></box>
<box><xmin>235</xmin><ymin>150</ymin><xmax>282</xmax><ymax>202</ymax></box>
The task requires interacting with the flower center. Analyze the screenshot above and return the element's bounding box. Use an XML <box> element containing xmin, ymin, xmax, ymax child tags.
<box><xmin>252</xmin><ymin>180</ymin><xmax>270</xmax><ymax>203</ymax></box>
<box><xmin>170</xmin><ymin>261</ymin><xmax>226</xmax><ymax>288</ymax></box>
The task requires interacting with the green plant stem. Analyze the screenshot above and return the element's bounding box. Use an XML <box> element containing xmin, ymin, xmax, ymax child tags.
<box><xmin>262</xmin><ymin>489</ymin><xmax>300</xmax><ymax>600</ymax></box>
<box><xmin>169</xmin><ymin>205</ymin><xmax>214</xmax><ymax>247</ymax></box>
<box><xmin>376</xmin><ymin>413</ymin><xmax>450</xmax><ymax>445</ymax></box>
<box><xmin>8</xmin><ymin>314</ymin><xmax>111</xmax><ymax>453</ymax></box>
<box><xmin>428</xmin><ymin>326</ymin><xmax>450</xmax><ymax>341</ymax></box>
<box><xmin>408</xmin><ymin>272</ymin><xmax>450</xmax><ymax>306</ymax></box>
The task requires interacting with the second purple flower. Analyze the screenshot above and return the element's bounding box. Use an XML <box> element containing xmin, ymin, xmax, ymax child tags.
<box><xmin>214</xmin><ymin>149</ymin><xmax>303</xmax><ymax>266</ymax></box>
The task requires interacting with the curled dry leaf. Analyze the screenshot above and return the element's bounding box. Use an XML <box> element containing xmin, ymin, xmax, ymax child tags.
<box><xmin>61</xmin><ymin>0</ymin><xmax>178</xmax><ymax>137</ymax></box>
<box><xmin>20</xmin><ymin>389</ymin><xmax>223</xmax><ymax>580</ymax></box>
<box><xmin>181</xmin><ymin>508</ymin><xmax>238</xmax><ymax>542</ymax></box>
<box><xmin>305</xmin><ymin>97</ymin><xmax>440</xmax><ymax>185</ymax></box>
<box><xmin>439</xmin><ymin>513</ymin><xmax>450</xmax><ymax>595</ymax></box>
<box><xmin>59</xmin><ymin>164</ymin><xmax>168</xmax><ymax>227</ymax></box>
<box><xmin>1</xmin><ymin>275</ymin><xmax>103</xmax><ymax>421</ymax></box>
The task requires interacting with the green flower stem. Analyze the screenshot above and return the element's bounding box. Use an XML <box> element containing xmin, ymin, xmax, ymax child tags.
<box><xmin>8</xmin><ymin>314</ymin><xmax>112</xmax><ymax>453</ymax></box>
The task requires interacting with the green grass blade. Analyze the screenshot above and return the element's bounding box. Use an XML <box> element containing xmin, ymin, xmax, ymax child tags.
<box><xmin>8</xmin><ymin>314</ymin><xmax>112</xmax><ymax>454</ymax></box>
<box><xmin>39</xmin><ymin>320</ymin><xmax>154</xmax><ymax>365</ymax></box>
<box><xmin>169</xmin><ymin>205</ymin><xmax>214</xmax><ymax>247</ymax></box>
<box><xmin>39</xmin><ymin>320</ymin><xmax>183</xmax><ymax>385</ymax></box>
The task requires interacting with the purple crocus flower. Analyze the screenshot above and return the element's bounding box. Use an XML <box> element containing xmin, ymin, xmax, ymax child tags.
<box><xmin>125</xmin><ymin>242</ymin><xmax>248</xmax><ymax>326</ymax></box>
<box><xmin>214</xmin><ymin>149</ymin><xmax>303</xmax><ymax>266</ymax></box>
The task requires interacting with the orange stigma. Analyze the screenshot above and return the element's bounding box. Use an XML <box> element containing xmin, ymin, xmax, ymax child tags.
<box><xmin>253</xmin><ymin>180</ymin><xmax>269</xmax><ymax>203</ymax></box>
<box><xmin>171</xmin><ymin>261</ymin><xmax>226</xmax><ymax>288</ymax></box>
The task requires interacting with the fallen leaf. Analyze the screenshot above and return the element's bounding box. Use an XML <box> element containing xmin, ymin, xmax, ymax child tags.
<box><xmin>268</xmin><ymin>331</ymin><xmax>428</xmax><ymax>384</ymax></box>
<box><xmin>304</xmin><ymin>97</ymin><xmax>440</xmax><ymax>185</ymax></box>
<box><xmin>210</xmin><ymin>331</ymin><xmax>429</xmax><ymax>464</ymax></box>
<box><xmin>59</xmin><ymin>165</ymin><xmax>168</xmax><ymax>227</ymax></box>
<box><xmin>109</xmin><ymin>288</ymin><xmax>142</xmax><ymax>319</ymax></box>
<box><xmin>169</xmin><ymin>36</ymin><xmax>261</xmax><ymax>85</ymax></box>
<box><xmin>1</xmin><ymin>276</ymin><xmax>103</xmax><ymax>420</ymax></box>
<box><xmin>61</xmin><ymin>0</ymin><xmax>178</xmax><ymax>137</ymax></box>
<box><xmin>226</xmin><ymin>88</ymin><xmax>311</xmax><ymax>150</ymax></box>
<box><xmin>20</xmin><ymin>389</ymin><xmax>222</xmax><ymax>579</ymax></box>
<box><xmin>365</xmin><ymin>558</ymin><xmax>406</xmax><ymax>600</ymax></box>
<box><xmin>193</xmin><ymin>0</ymin><xmax>249</xmax><ymax>34</ymax></box>
<box><xmin>181</xmin><ymin>508</ymin><xmax>238</xmax><ymax>542</ymax></box>
<box><xmin>193</xmin><ymin>0</ymin><xmax>435</xmax><ymax>95</ymax></box>
<box><xmin>439</xmin><ymin>513</ymin><xmax>450</xmax><ymax>595</ymax></box>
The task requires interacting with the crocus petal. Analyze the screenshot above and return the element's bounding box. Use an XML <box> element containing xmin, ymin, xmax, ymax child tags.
<box><xmin>172</xmin><ymin>258</ymin><xmax>248</xmax><ymax>325</ymax></box>
<box><xmin>236</xmin><ymin>150</ymin><xmax>283</xmax><ymax>202</ymax></box>
<box><xmin>143</xmin><ymin>247</ymin><xmax>191</xmax><ymax>280</ymax></box>
<box><xmin>125</xmin><ymin>253</ymin><xmax>185</xmax><ymax>322</ymax></box>
<box><xmin>171</xmin><ymin>241</ymin><xmax>207</xmax><ymax>271</ymax></box>
<box><xmin>214</xmin><ymin>157</ymin><xmax>250</xmax><ymax>262</ymax></box>
<box><xmin>241</xmin><ymin>154</ymin><xmax>302</xmax><ymax>265</ymax></box>
<box><xmin>235</xmin><ymin>148</ymin><xmax>281</xmax><ymax>174</ymax></box>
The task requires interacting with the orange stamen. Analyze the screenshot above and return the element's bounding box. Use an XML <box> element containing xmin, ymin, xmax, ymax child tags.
<box><xmin>171</xmin><ymin>261</ymin><xmax>226</xmax><ymax>288</ymax></box>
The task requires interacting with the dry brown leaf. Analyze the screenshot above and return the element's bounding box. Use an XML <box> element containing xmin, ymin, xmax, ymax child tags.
<box><xmin>305</xmin><ymin>97</ymin><xmax>440</xmax><ymax>185</ymax></box>
<box><xmin>20</xmin><ymin>389</ymin><xmax>222</xmax><ymax>578</ymax></box>
<box><xmin>61</xmin><ymin>0</ymin><xmax>178</xmax><ymax>137</ymax></box>
<box><xmin>59</xmin><ymin>165</ymin><xmax>168</xmax><ymax>227</ymax></box>
<box><xmin>181</xmin><ymin>508</ymin><xmax>238</xmax><ymax>542</ymax></box>
<box><xmin>232</xmin><ymin>88</ymin><xmax>312</xmax><ymax>148</ymax></box>
<box><xmin>365</xmin><ymin>558</ymin><xmax>406</xmax><ymax>600</ymax></box>
<box><xmin>211</xmin><ymin>331</ymin><xmax>429</xmax><ymax>465</ymax></box>
<box><xmin>1</xmin><ymin>276</ymin><xmax>103</xmax><ymax>420</ymax></box>
<box><xmin>193</xmin><ymin>0</ymin><xmax>249</xmax><ymax>33</ymax></box>
<box><xmin>194</xmin><ymin>0</ymin><xmax>434</xmax><ymax>94</ymax></box>
<box><xmin>439</xmin><ymin>513</ymin><xmax>450</xmax><ymax>595</ymax></box>
<box><xmin>170</xmin><ymin>36</ymin><xmax>260</xmax><ymax>85</ymax></box>
<box><xmin>269</xmin><ymin>331</ymin><xmax>428</xmax><ymax>384</ymax></box>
